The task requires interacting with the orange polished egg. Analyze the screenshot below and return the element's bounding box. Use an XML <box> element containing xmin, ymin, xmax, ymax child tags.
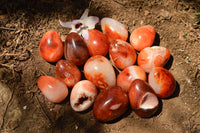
<box><xmin>39</xmin><ymin>30</ymin><xmax>63</xmax><ymax>62</ymax></box>
<box><xmin>93</xmin><ymin>86</ymin><xmax>129</xmax><ymax>122</ymax></box>
<box><xmin>56</xmin><ymin>60</ymin><xmax>81</xmax><ymax>88</ymax></box>
<box><xmin>84</xmin><ymin>55</ymin><xmax>116</xmax><ymax>90</ymax></box>
<box><xmin>37</xmin><ymin>76</ymin><xmax>68</xmax><ymax>103</ymax></box>
<box><xmin>138</xmin><ymin>46</ymin><xmax>170</xmax><ymax>73</ymax></box>
<box><xmin>117</xmin><ymin>65</ymin><xmax>146</xmax><ymax>93</ymax></box>
<box><xmin>101</xmin><ymin>17</ymin><xmax>128</xmax><ymax>42</ymax></box>
<box><xmin>148</xmin><ymin>67</ymin><xmax>176</xmax><ymax>98</ymax></box>
<box><xmin>109</xmin><ymin>39</ymin><xmax>137</xmax><ymax>70</ymax></box>
<box><xmin>130</xmin><ymin>25</ymin><xmax>156</xmax><ymax>51</ymax></box>
<box><xmin>85</xmin><ymin>29</ymin><xmax>109</xmax><ymax>56</ymax></box>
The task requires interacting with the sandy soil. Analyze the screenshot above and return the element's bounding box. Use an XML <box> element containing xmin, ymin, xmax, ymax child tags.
<box><xmin>0</xmin><ymin>0</ymin><xmax>200</xmax><ymax>133</ymax></box>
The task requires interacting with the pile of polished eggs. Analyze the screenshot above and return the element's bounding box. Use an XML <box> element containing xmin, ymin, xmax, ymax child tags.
<box><xmin>37</xmin><ymin>17</ymin><xmax>176</xmax><ymax>122</ymax></box>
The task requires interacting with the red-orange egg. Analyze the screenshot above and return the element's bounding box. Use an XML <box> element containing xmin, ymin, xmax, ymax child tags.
<box><xmin>56</xmin><ymin>60</ymin><xmax>81</xmax><ymax>88</ymax></box>
<box><xmin>39</xmin><ymin>30</ymin><xmax>63</xmax><ymax>62</ymax></box>
<box><xmin>93</xmin><ymin>86</ymin><xmax>129</xmax><ymax>122</ymax></box>
<box><xmin>117</xmin><ymin>65</ymin><xmax>146</xmax><ymax>93</ymax></box>
<box><xmin>109</xmin><ymin>39</ymin><xmax>137</xmax><ymax>70</ymax></box>
<box><xmin>130</xmin><ymin>25</ymin><xmax>156</xmax><ymax>51</ymax></box>
<box><xmin>85</xmin><ymin>29</ymin><xmax>109</xmax><ymax>56</ymax></box>
<box><xmin>137</xmin><ymin>46</ymin><xmax>170</xmax><ymax>73</ymax></box>
<box><xmin>101</xmin><ymin>18</ymin><xmax>128</xmax><ymax>43</ymax></box>
<box><xmin>37</xmin><ymin>76</ymin><xmax>68</xmax><ymax>103</ymax></box>
<box><xmin>148</xmin><ymin>67</ymin><xmax>176</xmax><ymax>98</ymax></box>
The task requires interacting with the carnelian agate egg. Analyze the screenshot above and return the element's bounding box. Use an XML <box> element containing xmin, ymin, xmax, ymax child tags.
<box><xmin>109</xmin><ymin>39</ymin><xmax>137</xmax><ymax>70</ymax></box>
<box><xmin>37</xmin><ymin>76</ymin><xmax>68</xmax><ymax>103</ymax></box>
<box><xmin>64</xmin><ymin>32</ymin><xmax>89</xmax><ymax>65</ymax></box>
<box><xmin>84</xmin><ymin>55</ymin><xmax>116</xmax><ymax>90</ymax></box>
<box><xmin>129</xmin><ymin>79</ymin><xmax>159</xmax><ymax>117</ymax></box>
<box><xmin>148</xmin><ymin>67</ymin><xmax>176</xmax><ymax>98</ymax></box>
<box><xmin>93</xmin><ymin>86</ymin><xmax>129</xmax><ymax>122</ymax></box>
<box><xmin>56</xmin><ymin>60</ymin><xmax>81</xmax><ymax>88</ymax></box>
<box><xmin>130</xmin><ymin>25</ymin><xmax>156</xmax><ymax>51</ymax></box>
<box><xmin>39</xmin><ymin>30</ymin><xmax>63</xmax><ymax>62</ymax></box>
<box><xmin>138</xmin><ymin>46</ymin><xmax>170</xmax><ymax>73</ymax></box>
<box><xmin>85</xmin><ymin>29</ymin><xmax>109</xmax><ymax>56</ymax></box>
<box><xmin>117</xmin><ymin>65</ymin><xmax>146</xmax><ymax>93</ymax></box>
<box><xmin>70</xmin><ymin>80</ymin><xmax>97</xmax><ymax>112</ymax></box>
<box><xmin>101</xmin><ymin>17</ymin><xmax>128</xmax><ymax>42</ymax></box>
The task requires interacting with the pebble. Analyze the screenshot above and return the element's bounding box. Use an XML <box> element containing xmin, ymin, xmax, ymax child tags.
<box><xmin>159</xmin><ymin>9</ymin><xmax>171</xmax><ymax>19</ymax></box>
<box><xmin>23</xmin><ymin>105</ymin><xmax>27</xmax><ymax>110</ymax></box>
<box><xmin>144</xmin><ymin>10</ymin><xmax>150</xmax><ymax>16</ymax></box>
<box><xmin>75</xmin><ymin>124</ymin><xmax>78</xmax><ymax>130</ymax></box>
<box><xmin>61</xmin><ymin>34</ymin><xmax>66</xmax><ymax>42</ymax></box>
<box><xmin>6</xmin><ymin>41</ymin><xmax>12</xmax><ymax>47</ymax></box>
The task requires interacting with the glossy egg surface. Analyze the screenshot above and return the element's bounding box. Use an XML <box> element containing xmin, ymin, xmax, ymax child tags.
<box><xmin>138</xmin><ymin>46</ymin><xmax>170</xmax><ymax>73</ymax></box>
<box><xmin>37</xmin><ymin>76</ymin><xmax>68</xmax><ymax>103</ymax></box>
<box><xmin>85</xmin><ymin>29</ymin><xmax>109</xmax><ymax>56</ymax></box>
<box><xmin>129</xmin><ymin>79</ymin><xmax>159</xmax><ymax>117</ymax></box>
<box><xmin>148</xmin><ymin>67</ymin><xmax>176</xmax><ymax>98</ymax></box>
<box><xmin>39</xmin><ymin>30</ymin><xmax>63</xmax><ymax>62</ymax></box>
<box><xmin>130</xmin><ymin>25</ymin><xmax>156</xmax><ymax>51</ymax></box>
<box><xmin>93</xmin><ymin>86</ymin><xmax>129</xmax><ymax>122</ymax></box>
<box><xmin>101</xmin><ymin>17</ymin><xmax>128</xmax><ymax>42</ymax></box>
<box><xmin>56</xmin><ymin>60</ymin><xmax>81</xmax><ymax>88</ymax></box>
<box><xmin>117</xmin><ymin>65</ymin><xmax>146</xmax><ymax>93</ymax></box>
<box><xmin>109</xmin><ymin>39</ymin><xmax>137</xmax><ymax>70</ymax></box>
<box><xmin>84</xmin><ymin>55</ymin><xmax>116</xmax><ymax>90</ymax></box>
<box><xmin>70</xmin><ymin>80</ymin><xmax>97</xmax><ymax>112</ymax></box>
<box><xmin>64</xmin><ymin>32</ymin><xmax>89</xmax><ymax>65</ymax></box>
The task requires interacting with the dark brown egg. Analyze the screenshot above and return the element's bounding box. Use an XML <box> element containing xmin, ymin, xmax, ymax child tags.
<box><xmin>129</xmin><ymin>79</ymin><xmax>159</xmax><ymax>117</ymax></box>
<box><xmin>93</xmin><ymin>86</ymin><xmax>129</xmax><ymax>122</ymax></box>
<box><xmin>64</xmin><ymin>32</ymin><xmax>89</xmax><ymax>65</ymax></box>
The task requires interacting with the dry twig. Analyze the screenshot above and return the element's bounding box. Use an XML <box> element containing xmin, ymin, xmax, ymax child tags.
<box><xmin>0</xmin><ymin>27</ymin><xmax>16</xmax><ymax>31</ymax></box>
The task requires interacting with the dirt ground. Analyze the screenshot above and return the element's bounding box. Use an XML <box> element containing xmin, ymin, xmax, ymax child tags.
<box><xmin>0</xmin><ymin>0</ymin><xmax>200</xmax><ymax>133</ymax></box>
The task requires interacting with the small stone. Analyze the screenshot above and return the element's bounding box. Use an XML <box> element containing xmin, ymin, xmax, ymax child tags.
<box><xmin>23</xmin><ymin>105</ymin><xmax>27</xmax><ymax>110</ymax></box>
<box><xmin>6</xmin><ymin>41</ymin><xmax>12</xmax><ymax>46</ymax></box>
<box><xmin>140</xmin><ymin>20</ymin><xmax>144</xmax><ymax>25</ymax></box>
<box><xmin>75</xmin><ymin>124</ymin><xmax>78</xmax><ymax>130</ymax></box>
<box><xmin>0</xmin><ymin>15</ymin><xmax>6</xmax><ymax>19</ymax></box>
<box><xmin>132</xmin><ymin>20</ymin><xmax>136</xmax><ymax>25</ymax></box>
<box><xmin>144</xmin><ymin>10</ymin><xmax>150</xmax><ymax>16</ymax></box>
<box><xmin>61</xmin><ymin>35</ymin><xmax>66</xmax><ymax>42</ymax></box>
<box><xmin>179</xmin><ymin>31</ymin><xmax>185</xmax><ymax>41</ymax></box>
<box><xmin>159</xmin><ymin>9</ymin><xmax>171</xmax><ymax>19</ymax></box>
